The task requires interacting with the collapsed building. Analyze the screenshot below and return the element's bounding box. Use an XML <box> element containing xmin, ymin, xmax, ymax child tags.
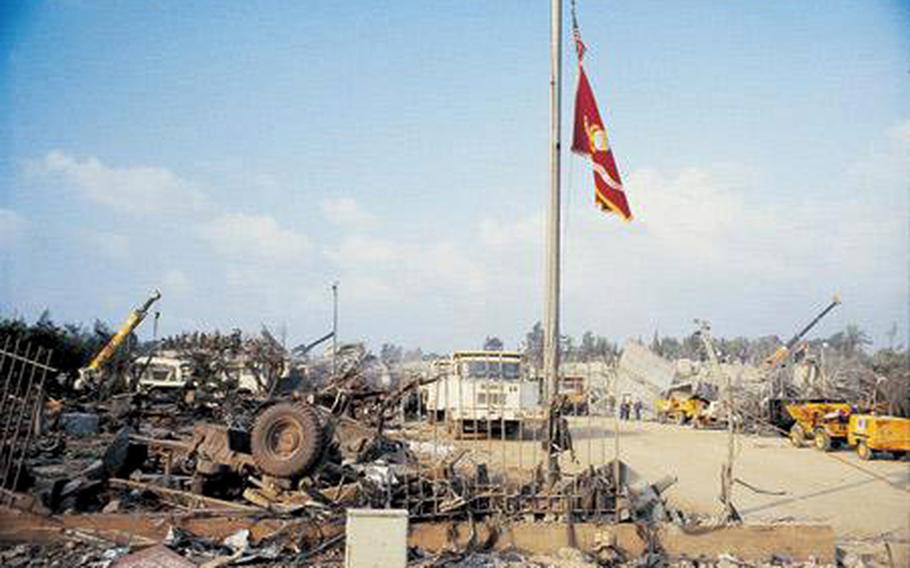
<box><xmin>0</xmin><ymin>324</ymin><xmax>855</xmax><ymax>567</ymax></box>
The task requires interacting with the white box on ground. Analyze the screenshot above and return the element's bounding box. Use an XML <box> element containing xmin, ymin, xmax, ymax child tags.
<box><xmin>345</xmin><ymin>508</ymin><xmax>408</xmax><ymax>568</ymax></box>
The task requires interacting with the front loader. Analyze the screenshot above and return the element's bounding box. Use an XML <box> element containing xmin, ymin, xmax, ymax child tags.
<box><xmin>785</xmin><ymin>401</ymin><xmax>852</xmax><ymax>451</ymax></box>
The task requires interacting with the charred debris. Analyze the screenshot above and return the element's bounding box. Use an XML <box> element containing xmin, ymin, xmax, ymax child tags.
<box><xmin>0</xmin><ymin>329</ymin><xmax>691</xmax><ymax>568</ymax></box>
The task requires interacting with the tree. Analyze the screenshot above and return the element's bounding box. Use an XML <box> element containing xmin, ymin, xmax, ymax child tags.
<box><xmin>654</xmin><ymin>336</ymin><xmax>681</xmax><ymax>359</ymax></box>
<box><xmin>402</xmin><ymin>347</ymin><xmax>424</xmax><ymax>362</ymax></box>
<box><xmin>681</xmin><ymin>332</ymin><xmax>703</xmax><ymax>360</ymax></box>
<box><xmin>483</xmin><ymin>336</ymin><xmax>504</xmax><ymax>351</ymax></box>
<box><xmin>579</xmin><ymin>331</ymin><xmax>597</xmax><ymax>361</ymax></box>
<box><xmin>844</xmin><ymin>324</ymin><xmax>872</xmax><ymax>358</ymax></box>
<box><xmin>379</xmin><ymin>343</ymin><xmax>403</xmax><ymax>366</ymax></box>
<box><xmin>717</xmin><ymin>336</ymin><xmax>750</xmax><ymax>363</ymax></box>
<box><xmin>826</xmin><ymin>325</ymin><xmax>872</xmax><ymax>359</ymax></box>
<box><xmin>523</xmin><ymin>322</ymin><xmax>544</xmax><ymax>370</ymax></box>
<box><xmin>561</xmin><ymin>334</ymin><xmax>575</xmax><ymax>361</ymax></box>
<box><xmin>593</xmin><ymin>336</ymin><xmax>619</xmax><ymax>362</ymax></box>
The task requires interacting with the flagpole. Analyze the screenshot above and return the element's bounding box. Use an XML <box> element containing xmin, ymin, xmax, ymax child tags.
<box><xmin>544</xmin><ymin>0</ymin><xmax>562</xmax><ymax>485</ymax></box>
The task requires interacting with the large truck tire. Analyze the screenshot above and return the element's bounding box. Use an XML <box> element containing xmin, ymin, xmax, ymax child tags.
<box><xmin>856</xmin><ymin>440</ymin><xmax>873</xmax><ymax>461</ymax></box>
<box><xmin>813</xmin><ymin>428</ymin><xmax>833</xmax><ymax>452</ymax></box>
<box><xmin>789</xmin><ymin>424</ymin><xmax>806</xmax><ymax>448</ymax></box>
<box><xmin>250</xmin><ymin>402</ymin><xmax>324</xmax><ymax>478</ymax></box>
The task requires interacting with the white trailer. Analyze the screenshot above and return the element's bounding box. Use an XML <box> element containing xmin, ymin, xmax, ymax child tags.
<box><xmin>424</xmin><ymin>350</ymin><xmax>542</xmax><ymax>437</ymax></box>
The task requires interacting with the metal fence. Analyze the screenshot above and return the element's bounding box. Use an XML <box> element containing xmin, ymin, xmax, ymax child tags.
<box><xmin>0</xmin><ymin>337</ymin><xmax>55</xmax><ymax>506</ymax></box>
<box><xmin>395</xmin><ymin>355</ymin><xmax>646</xmax><ymax>521</ymax></box>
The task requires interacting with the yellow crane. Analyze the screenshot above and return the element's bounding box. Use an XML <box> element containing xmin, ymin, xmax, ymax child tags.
<box><xmin>76</xmin><ymin>289</ymin><xmax>161</xmax><ymax>389</ymax></box>
<box><xmin>763</xmin><ymin>294</ymin><xmax>841</xmax><ymax>373</ymax></box>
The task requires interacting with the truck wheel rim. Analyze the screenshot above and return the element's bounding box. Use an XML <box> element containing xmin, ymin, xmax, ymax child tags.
<box><xmin>266</xmin><ymin>417</ymin><xmax>304</xmax><ymax>459</ymax></box>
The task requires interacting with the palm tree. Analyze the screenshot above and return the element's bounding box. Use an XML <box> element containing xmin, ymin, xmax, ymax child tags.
<box><xmin>843</xmin><ymin>324</ymin><xmax>872</xmax><ymax>358</ymax></box>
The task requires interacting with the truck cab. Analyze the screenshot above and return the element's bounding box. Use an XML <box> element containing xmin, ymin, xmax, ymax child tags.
<box><xmin>424</xmin><ymin>350</ymin><xmax>541</xmax><ymax>438</ymax></box>
<box><xmin>134</xmin><ymin>355</ymin><xmax>193</xmax><ymax>393</ymax></box>
<box><xmin>133</xmin><ymin>354</ymin><xmax>268</xmax><ymax>398</ymax></box>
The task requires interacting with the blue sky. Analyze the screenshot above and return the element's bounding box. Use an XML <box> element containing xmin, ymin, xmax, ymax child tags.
<box><xmin>1</xmin><ymin>1</ymin><xmax>908</xmax><ymax>352</ymax></box>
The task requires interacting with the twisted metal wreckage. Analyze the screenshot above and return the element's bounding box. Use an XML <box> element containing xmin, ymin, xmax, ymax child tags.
<box><xmin>0</xmin><ymin>336</ymin><xmax>835</xmax><ymax>565</ymax></box>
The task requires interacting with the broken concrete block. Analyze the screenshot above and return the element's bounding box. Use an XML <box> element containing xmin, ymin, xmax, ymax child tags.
<box><xmin>103</xmin><ymin>427</ymin><xmax>146</xmax><ymax>478</ymax></box>
<box><xmin>60</xmin><ymin>413</ymin><xmax>99</xmax><ymax>437</ymax></box>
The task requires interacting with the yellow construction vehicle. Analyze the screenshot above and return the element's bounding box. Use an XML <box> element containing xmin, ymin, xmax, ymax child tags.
<box><xmin>560</xmin><ymin>375</ymin><xmax>588</xmax><ymax>415</ymax></box>
<box><xmin>764</xmin><ymin>295</ymin><xmax>843</xmax><ymax>435</ymax></box>
<box><xmin>76</xmin><ymin>289</ymin><xmax>161</xmax><ymax>389</ymax></box>
<box><xmin>848</xmin><ymin>414</ymin><xmax>910</xmax><ymax>460</ymax></box>
<box><xmin>785</xmin><ymin>401</ymin><xmax>851</xmax><ymax>451</ymax></box>
<box><xmin>655</xmin><ymin>382</ymin><xmax>718</xmax><ymax>426</ymax></box>
<box><xmin>655</xmin><ymin>396</ymin><xmax>706</xmax><ymax>425</ymax></box>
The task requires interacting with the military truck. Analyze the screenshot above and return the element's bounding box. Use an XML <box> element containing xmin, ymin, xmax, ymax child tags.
<box><xmin>424</xmin><ymin>350</ymin><xmax>542</xmax><ymax>438</ymax></box>
<box><xmin>133</xmin><ymin>353</ymin><xmax>269</xmax><ymax>398</ymax></box>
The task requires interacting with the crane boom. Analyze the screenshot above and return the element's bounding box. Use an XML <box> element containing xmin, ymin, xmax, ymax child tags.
<box><xmin>784</xmin><ymin>294</ymin><xmax>841</xmax><ymax>350</ymax></box>
<box><xmin>86</xmin><ymin>289</ymin><xmax>161</xmax><ymax>372</ymax></box>
<box><xmin>763</xmin><ymin>294</ymin><xmax>841</xmax><ymax>371</ymax></box>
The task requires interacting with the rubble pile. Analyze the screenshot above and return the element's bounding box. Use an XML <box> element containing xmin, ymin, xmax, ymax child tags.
<box><xmin>0</xmin><ymin>333</ymin><xmax>692</xmax><ymax>568</ymax></box>
<box><xmin>617</xmin><ymin>337</ymin><xmax>897</xmax><ymax>435</ymax></box>
<box><xmin>4</xmin><ymin>327</ymin><xmax>879</xmax><ymax>566</ymax></box>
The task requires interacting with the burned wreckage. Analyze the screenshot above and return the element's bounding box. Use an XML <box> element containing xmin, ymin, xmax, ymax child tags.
<box><xmin>0</xmin><ymin>324</ymin><xmax>838</xmax><ymax>565</ymax></box>
<box><xmin>0</xmin><ymin>332</ymin><xmax>679</xmax><ymax>527</ymax></box>
<box><xmin>36</xmin><ymin>363</ymin><xmax>656</xmax><ymax>523</ymax></box>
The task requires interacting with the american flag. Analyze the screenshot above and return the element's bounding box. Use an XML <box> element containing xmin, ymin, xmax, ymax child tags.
<box><xmin>573</xmin><ymin>26</ymin><xmax>586</xmax><ymax>60</ymax></box>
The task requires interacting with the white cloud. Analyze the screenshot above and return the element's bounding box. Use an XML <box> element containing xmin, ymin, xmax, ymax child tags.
<box><xmin>201</xmin><ymin>212</ymin><xmax>311</xmax><ymax>264</ymax></box>
<box><xmin>0</xmin><ymin>209</ymin><xmax>27</xmax><ymax>249</ymax></box>
<box><xmin>479</xmin><ymin>214</ymin><xmax>542</xmax><ymax>252</ymax></box>
<box><xmin>465</xmin><ymin>149</ymin><xmax>906</xmax><ymax>345</ymax></box>
<box><xmin>13</xmin><ymin>119</ymin><xmax>905</xmax><ymax>350</ymax></box>
<box><xmin>325</xmin><ymin>234</ymin><xmax>398</xmax><ymax>266</ymax></box>
<box><xmin>320</xmin><ymin>197</ymin><xmax>376</xmax><ymax>230</ymax></box>
<box><xmin>36</xmin><ymin>151</ymin><xmax>208</xmax><ymax>214</ymax></box>
<box><xmin>324</xmin><ymin>234</ymin><xmax>486</xmax><ymax>304</ymax></box>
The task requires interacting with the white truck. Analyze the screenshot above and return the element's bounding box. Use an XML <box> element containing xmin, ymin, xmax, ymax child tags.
<box><xmin>423</xmin><ymin>350</ymin><xmax>542</xmax><ymax>437</ymax></box>
<box><xmin>133</xmin><ymin>355</ymin><xmax>193</xmax><ymax>393</ymax></box>
<box><xmin>133</xmin><ymin>353</ymin><xmax>268</xmax><ymax>398</ymax></box>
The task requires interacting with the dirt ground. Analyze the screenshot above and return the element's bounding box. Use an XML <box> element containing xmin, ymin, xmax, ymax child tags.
<box><xmin>445</xmin><ymin>418</ymin><xmax>909</xmax><ymax>562</ymax></box>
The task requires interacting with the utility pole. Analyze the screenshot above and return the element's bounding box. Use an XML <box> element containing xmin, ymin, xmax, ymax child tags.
<box><xmin>544</xmin><ymin>0</ymin><xmax>562</xmax><ymax>485</ymax></box>
<box><xmin>331</xmin><ymin>281</ymin><xmax>339</xmax><ymax>378</ymax></box>
<box><xmin>697</xmin><ymin>319</ymin><xmax>736</xmax><ymax>521</ymax></box>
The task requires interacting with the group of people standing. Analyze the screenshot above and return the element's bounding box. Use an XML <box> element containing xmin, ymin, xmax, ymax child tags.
<box><xmin>604</xmin><ymin>395</ymin><xmax>643</xmax><ymax>421</ymax></box>
<box><xmin>619</xmin><ymin>397</ymin><xmax>642</xmax><ymax>421</ymax></box>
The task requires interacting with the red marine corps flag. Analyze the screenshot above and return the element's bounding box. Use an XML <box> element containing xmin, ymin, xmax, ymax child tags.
<box><xmin>571</xmin><ymin>25</ymin><xmax>632</xmax><ymax>220</ymax></box>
